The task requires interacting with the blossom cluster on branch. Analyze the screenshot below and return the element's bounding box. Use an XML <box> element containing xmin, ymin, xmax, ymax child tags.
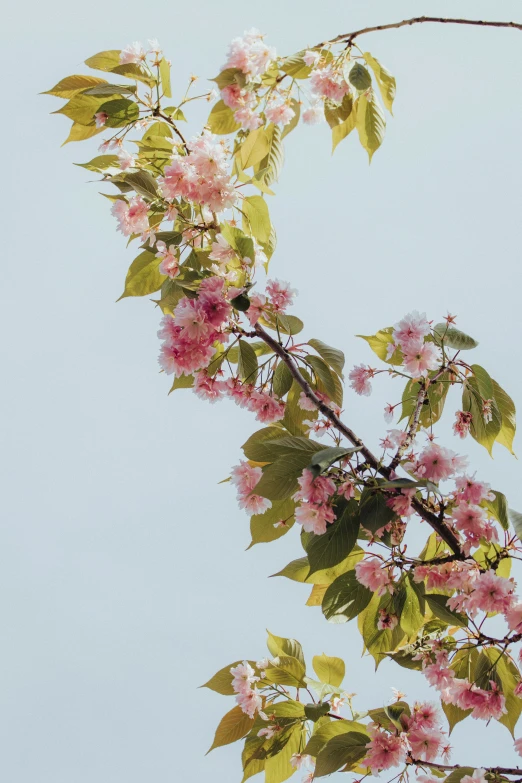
<box><xmin>46</xmin><ymin>18</ymin><xmax>522</xmax><ymax>783</ymax></box>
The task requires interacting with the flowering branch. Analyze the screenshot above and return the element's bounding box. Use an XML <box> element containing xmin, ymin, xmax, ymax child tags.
<box><xmin>254</xmin><ymin>322</ymin><xmax>464</xmax><ymax>556</ymax></box>
<box><xmin>318</xmin><ymin>16</ymin><xmax>522</xmax><ymax>47</ymax></box>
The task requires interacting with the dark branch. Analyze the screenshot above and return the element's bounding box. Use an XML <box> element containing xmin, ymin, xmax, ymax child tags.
<box><xmin>314</xmin><ymin>16</ymin><xmax>522</xmax><ymax>48</ymax></box>
<box><xmin>254</xmin><ymin>323</ymin><xmax>464</xmax><ymax>557</ymax></box>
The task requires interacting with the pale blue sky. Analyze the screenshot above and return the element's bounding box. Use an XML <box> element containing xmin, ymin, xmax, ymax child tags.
<box><xmin>2</xmin><ymin>0</ymin><xmax>522</xmax><ymax>780</ymax></box>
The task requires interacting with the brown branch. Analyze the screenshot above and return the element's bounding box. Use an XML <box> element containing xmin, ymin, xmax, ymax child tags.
<box><xmin>152</xmin><ymin>108</ymin><xmax>188</xmax><ymax>150</ymax></box>
<box><xmin>409</xmin><ymin>758</ymin><xmax>522</xmax><ymax>777</ymax></box>
<box><xmin>388</xmin><ymin>381</ymin><xmax>426</xmax><ymax>472</ymax></box>
<box><xmin>314</xmin><ymin>16</ymin><xmax>522</xmax><ymax>48</ymax></box>
<box><xmin>254</xmin><ymin>323</ymin><xmax>464</xmax><ymax>557</ymax></box>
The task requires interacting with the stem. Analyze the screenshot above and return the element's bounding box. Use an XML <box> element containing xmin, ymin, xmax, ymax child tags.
<box><xmin>410</xmin><ymin>758</ymin><xmax>522</xmax><ymax>777</ymax></box>
<box><xmin>254</xmin><ymin>323</ymin><xmax>464</xmax><ymax>557</ymax></box>
<box><xmin>388</xmin><ymin>381</ymin><xmax>426</xmax><ymax>471</ymax></box>
<box><xmin>314</xmin><ymin>16</ymin><xmax>522</xmax><ymax>48</ymax></box>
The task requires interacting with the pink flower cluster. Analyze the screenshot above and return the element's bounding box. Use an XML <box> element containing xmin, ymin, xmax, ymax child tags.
<box><xmin>292</xmin><ymin>469</ymin><xmax>336</xmax><ymax>534</ymax></box>
<box><xmin>363</xmin><ymin>702</ymin><xmax>448</xmax><ymax>772</ymax></box>
<box><xmin>406</xmin><ymin>442</ymin><xmax>467</xmax><ymax>482</ymax></box>
<box><xmin>231</xmin><ymin>461</ymin><xmax>271</xmax><ymax>516</ymax></box>
<box><xmin>310</xmin><ymin>65</ymin><xmax>350</xmax><ymax>103</ymax></box>
<box><xmin>158</xmin><ymin>277</ymin><xmax>231</xmax><ymax>377</ymax></box>
<box><xmin>160</xmin><ymin>131</ymin><xmax>237</xmax><ymax>213</ymax></box>
<box><xmin>422</xmin><ymin>648</ymin><xmax>508</xmax><ymax>721</ymax></box>
<box><xmin>355</xmin><ymin>557</ymin><xmax>394</xmax><ymax>595</ymax></box>
<box><xmin>222</xmin><ymin>28</ymin><xmax>276</xmax><ymax>79</ymax></box>
<box><xmin>230</xmin><ymin>661</ymin><xmax>262</xmax><ymax>718</ymax></box>
<box><xmin>111</xmin><ymin>195</ymin><xmax>149</xmax><ymax>237</ymax></box>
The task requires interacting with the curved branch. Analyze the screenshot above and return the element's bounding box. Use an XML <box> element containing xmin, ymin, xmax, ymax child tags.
<box><xmin>410</xmin><ymin>758</ymin><xmax>522</xmax><ymax>777</ymax></box>
<box><xmin>254</xmin><ymin>323</ymin><xmax>464</xmax><ymax>557</ymax></box>
<box><xmin>314</xmin><ymin>16</ymin><xmax>522</xmax><ymax>48</ymax></box>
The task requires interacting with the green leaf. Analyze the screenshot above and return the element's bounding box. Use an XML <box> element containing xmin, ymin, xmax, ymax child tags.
<box><xmin>357</xmin><ymin>328</ymin><xmax>400</xmax><ymax>364</ymax></box>
<box><xmin>322</xmin><ymin>570</ymin><xmax>373</xmax><ymax>623</ymax></box>
<box><xmin>264</xmin><ymin>724</ymin><xmax>302</xmax><ymax>783</ymax></box>
<box><xmin>308</xmin><ymin>447</ymin><xmax>362</xmax><ymax>479</ymax></box>
<box><xmin>264</xmin><ymin>656</ymin><xmax>306</xmax><ymax>688</ymax></box>
<box><xmin>266</xmin><ymin>632</ymin><xmax>305</xmax><ymax>667</ymax></box>
<box><xmin>240</xmin><ymin>127</ymin><xmax>271</xmax><ymax>170</ymax></box>
<box><xmin>118</xmin><ymin>251</ymin><xmax>164</xmax><ymax>299</ymax></box>
<box><xmin>463</xmin><ymin>365</ymin><xmax>502</xmax><ymax>455</ymax></box>
<box><xmin>484</xmin><ymin>490</ymin><xmax>509</xmax><ymax>531</ymax></box>
<box><xmin>308</xmin><ymin>339</ymin><xmax>345</xmax><ymax>377</ymax></box>
<box><xmin>82</xmin><ymin>83</ymin><xmax>137</xmax><ymax>96</ymax></box>
<box><xmin>99</xmin><ymin>98</ymin><xmax>139</xmax><ymax>127</ymax></box>
<box><xmin>367</xmin><ymin>701</ymin><xmax>411</xmax><ymax>731</ymax></box>
<box><xmin>425</xmin><ymin>594</ymin><xmax>468</xmax><ymax>628</ymax></box>
<box><xmin>280</xmin><ymin>51</ymin><xmax>313</xmax><ymax>79</ymax></box>
<box><xmin>257</xmin><ymin>123</ymin><xmax>284</xmax><ymax>186</ymax></box>
<box><xmin>207</xmin><ymin>705</ymin><xmax>255</xmax><ymax>753</ymax></box>
<box><xmin>242</xmin><ymin>195</ymin><xmax>271</xmax><ymax>243</ymax></box>
<box><xmin>312</xmin><ymin>654</ymin><xmax>345</xmax><ymax>687</ymax></box>
<box><xmin>492</xmin><ymin>378</ymin><xmax>517</xmax><ymax>455</ymax></box>
<box><xmin>238</xmin><ymin>340</ymin><xmax>259</xmax><ymax>383</ymax></box>
<box><xmin>510</xmin><ymin>508</ymin><xmax>522</xmax><ymax>541</ymax></box>
<box><xmin>324</xmin><ymin>93</ymin><xmax>353</xmax><ymax>129</ymax></box>
<box><xmin>332</xmin><ymin>107</ymin><xmax>356</xmax><ymax>153</ymax></box>
<box><xmin>85</xmin><ymin>50</ymin><xmax>122</xmax><ymax>72</ymax></box>
<box><xmin>43</xmin><ymin>74</ymin><xmax>108</xmax><ymax>98</ymax></box>
<box><xmin>120</xmin><ymin>169</ymin><xmax>160</xmax><ymax>200</ymax></box>
<box><xmin>74</xmin><ymin>154</ymin><xmax>119</xmax><ymax>172</ymax></box>
<box><xmin>281</xmin><ymin>99</ymin><xmax>301</xmax><ymax>140</ymax></box>
<box><xmin>207</xmin><ymin>99</ymin><xmax>240</xmax><ymax>135</ymax></box>
<box><xmin>159</xmin><ymin>58</ymin><xmax>172</xmax><ymax>98</ymax></box>
<box><xmin>443</xmin><ymin>770</ymin><xmax>475</xmax><ymax>783</ymax></box>
<box><xmin>359</xmin><ymin>487</ymin><xmax>396</xmax><ymax>534</ymax></box>
<box><xmin>282</xmin><ymin>377</ymin><xmax>317</xmax><ymax>436</ymax></box>
<box><xmin>201</xmin><ymin>660</ymin><xmax>257</xmax><ymax>695</ymax></box>
<box><xmin>363</xmin><ymin>53</ymin><xmax>396</xmax><ymax>112</ymax></box>
<box><xmin>346</xmin><ymin>62</ymin><xmax>372</xmax><ymax>91</ymax></box>
<box><xmin>315</xmin><ymin>731</ymin><xmax>369</xmax><ymax>777</ymax></box>
<box><xmin>242</xmin><ymin>427</ymin><xmax>291</xmax><ymax>461</ymax></box>
<box><xmin>249</xmin><ymin>498</ymin><xmax>295</xmax><ymax>546</ymax></box>
<box><xmin>271</xmin><ymin>546</ymin><xmax>364</xmax><ymax>586</ymax></box>
<box><xmin>306</xmin><ymin>500</ymin><xmax>359</xmax><ymax>575</ymax></box>
<box><xmin>163</xmin><ymin>105</ymin><xmax>187</xmax><ymax>121</ymax></box>
<box><xmin>304</xmin><ymin>702</ymin><xmax>331</xmax><ymax>722</ymax></box>
<box><xmin>272</xmin><ymin>362</ymin><xmax>293</xmax><ymax>398</ymax></box>
<box><xmin>398</xmin><ymin>576</ymin><xmax>424</xmax><ymax>637</ymax></box>
<box><xmin>54</xmin><ymin>94</ymin><xmax>108</xmax><ymax>125</ymax></box>
<box><xmin>211</xmin><ymin>68</ymin><xmax>244</xmax><ymax>90</ymax></box>
<box><xmin>401</xmin><ymin>373</ymin><xmax>451</xmax><ymax>429</ymax></box>
<box><xmin>355</xmin><ymin>93</ymin><xmax>386</xmax><ymax>162</ymax></box>
<box><xmin>304</xmin><ymin>720</ymin><xmax>369</xmax><ymax>757</ymax></box>
<box><xmin>433</xmin><ymin>323</ymin><xmax>478</xmax><ymax>351</ymax></box>
<box><xmin>255</xmin><ymin>451</ymin><xmax>318</xmax><ymax>501</ymax></box>
<box><xmin>169</xmin><ymin>374</ymin><xmax>194</xmax><ymax>393</ymax></box>
<box><xmin>110</xmin><ymin>63</ymin><xmax>156</xmax><ymax>86</ymax></box>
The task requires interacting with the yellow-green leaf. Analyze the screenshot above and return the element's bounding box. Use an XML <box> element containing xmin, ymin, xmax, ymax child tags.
<box><xmin>242</xmin><ymin>195</ymin><xmax>271</xmax><ymax>243</ymax></box>
<box><xmin>207</xmin><ymin>705</ymin><xmax>255</xmax><ymax>753</ymax></box>
<box><xmin>363</xmin><ymin>52</ymin><xmax>396</xmax><ymax>112</ymax></box>
<box><xmin>62</xmin><ymin>122</ymin><xmax>104</xmax><ymax>145</ymax></box>
<box><xmin>207</xmin><ymin>99</ymin><xmax>240</xmax><ymax>135</ymax></box>
<box><xmin>159</xmin><ymin>58</ymin><xmax>172</xmax><ymax>98</ymax></box>
<box><xmin>312</xmin><ymin>654</ymin><xmax>345</xmax><ymax>687</ymax></box>
<box><xmin>43</xmin><ymin>74</ymin><xmax>107</xmax><ymax>98</ymax></box>
<box><xmin>118</xmin><ymin>251</ymin><xmax>165</xmax><ymax>299</ymax></box>
<box><xmin>355</xmin><ymin>93</ymin><xmax>386</xmax><ymax>162</ymax></box>
<box><xmin>85</xmin><ymin>50</ymin><xmax>121</xmax><ymax>72</ymax></box>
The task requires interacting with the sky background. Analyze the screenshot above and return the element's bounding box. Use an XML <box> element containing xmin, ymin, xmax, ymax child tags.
<box><xmin>2</xmin><ymin>1</ymin><xmax>522</xmax><ymax>780</ymax></box>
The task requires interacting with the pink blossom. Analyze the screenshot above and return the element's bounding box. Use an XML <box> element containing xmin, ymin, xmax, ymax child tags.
<box><xmin>303</xmin><ymin>50</ymin><xmax>321</xmax><ymax>67</ymax></box>
<box><xmin>392</xmin><ymin>312</ymin><xmax>431</xmax><ymax>351</ymax></box>
<box><xmin>94</xmin><ymin>111</ymin><xmax>108</xmax><ymax>128</ymax></box>
<box><xmin>515</xmin><ymin>738</ymin><xmax>522</xmax><ymax>757</ymax></box>
<box><xmin>221</xmin><ymin>83</ymin><xmax>245</xmax><ymax>109</ymax></box>
<box><xmin>506</xmin><ymin>601</ymin><xmax>522</xmax><ymax>633</ymax></box>
<box><xmin>245</xmin><ymin>293</ymin><xmax>267</xmax><ymax>326</ymax></box>
<box><xmin>461</xmin><ymin>771</ymin><xmax>487</xmax><ymax>783</ymax></box>
<box><xmin>466</xmin><ymin>570</ymin><xmax>515</xmax><ymax>616</ymax></box>
<box><xmin>355</xmin><ymin>557</ymin><xmax>391</xmax><ymax>595</ymax></box>
<box><xmin>294</xmin><ymin>503</ymin><xmax>335</xmax><ymax>535</ymax></box>
<box><xmin>247</xmin><ymin>391</ymin><xmax>285</xmax><ymax>423</ymax></box>
<box><xmin>402</xmin><ymin>341</ymin><xmax>440</xmax><ymax>377</ymax></box>
<box><xmin>338</xmin><ymin>480</ymin><xmax>354</xmax><ymax>500</ymax></box>
<box><xmin>193</xmin><ymin>371</ymin><xmax>227</xmax><ymax>403</ymax></box>
<box><xmin>293</xmin><ymin>469</ymin><xmax>335</xmax><ymax>504</ymax></box>
<box><xmin>209</xmin><ymin>234</ymin><xmax>236</xmax><ymax>264</ymax></box>
<box><xmin>266</xmin><ymin>102</ymin><xmax>296</xmax><ymax>127</ymax></box>
<box><xmin>266</xmin><ymin>279</ymin><xmax>296</xmax><ymax>312</ymax></box>
<box><xmin>302</xmin><ymin>103</ymin><xmax>324</xmax><ymax>125</ymax></box>
<box><xmin>386</xmin><ymin>489</ymin><xmax>415</xmax><ymax>517</ymax></box>
<box><xmin>454</xmin><ymin>475</ymin><xmax>495</xmax><ymax>504</ymax></box>
<box><xmin>348</xmin><ymin>364</ymin><xmax>374</xmax><ymax>396</ymax></box>
<box><xmin>414</xmin><ymin>443</ymin><xmax>463</xmax><ymax>482</ymax></box>
<box><xmin>230</xmin><ymin>661</ymin><xmax>259</xmax><ymax>693</ymax></box>
<box><xmin>239</xmin><ymin>492</ymin><xmax>272</xmax><ymax>515</ymax></box>
<box><xmin>363</xmin><ymin>725</ymin><xmax>407</xmax><ymax>772</ymax></box>
<box><xmin>453</xmin><ymin>410</ymin><xmax>473</xmax><ymax>439</ymax></box>
<box><xmin>384</xmin><ymin>403</ymin><xmax>395</xmax><ymax>423</ymax></box>
<box><xmin>120</xmin><ymin>41</ymin><xmax>146</xmax><ymax>64</ymax></box>
<box><xmin>377</xmin><ymin>609</ymin><xmax>398</xmax><ymax>630</ymax></box>
<box><xmin>231</xmin><ymin>461</ymin><xmax>263</xmax><ymax>494</ymax></box>
<box><xmin>173</xmin><ymin>298</ymin><xmax>212</xmax><ymax>341</ymax></box>
<box><xmin>310</xmin><ymin>66</ymin><xmax>350</xmax><ymax>103</ymax></box>
<box><xmin>111</xmin><ymin>196</ymin><xmax>149</xmax><ymax>237</ymax></box>
<box><xmin>235</xmin><ymin>107</ymin><xmax>263</xmax><ymax>130</ymax></box>
<box><xmin>290</xmin><ymin>753</ymin><xmax>314</xmax><ymax>770</ymax></box>
<box><xmin>407</xmin><ymin>726</ymin><xmax>444</xmax><ymax>761</ymax></box>
<box><xmin>236</xmin><ymin>687</ymin><xmax>262</xmax><ymax>718</ymax></box>
<box><xmin>410</xmin><ymin>702</ymin><xmax>440</xmax><ymax>731</ymax></box>
<box><xmin>222</xmin><ymin>29</ymin><xmax>276</xmax><ymax>78</ymax></box>
<box><xmin>117</xmin><ymin>148</ymin><xmax>135</xmax><ymax>170</ymax></box>
<box><xmin>156</xmin><ymin>241</ymin><xmax>180</xmax><ymax>278</ymax></box>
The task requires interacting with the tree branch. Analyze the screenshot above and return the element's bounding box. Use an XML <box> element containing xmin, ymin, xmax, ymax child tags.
<box><xmin>254</xmin><ymin>323</ymin><xmax>464</xmax><ymax>557</ymax></box>
<box><xmin>314</xmin><ymin>16</ymin><xmax>522</xmax><ymax>48</ymax></box>
<box><xmin>410</xmin><ymin>758</ymin><xmax>522</xmax><ymax>777</ymax></box>
<box><xmin>388</xmin><ymin>381</ymin><xmax>426</xmax><ymax>471</ymax></box>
